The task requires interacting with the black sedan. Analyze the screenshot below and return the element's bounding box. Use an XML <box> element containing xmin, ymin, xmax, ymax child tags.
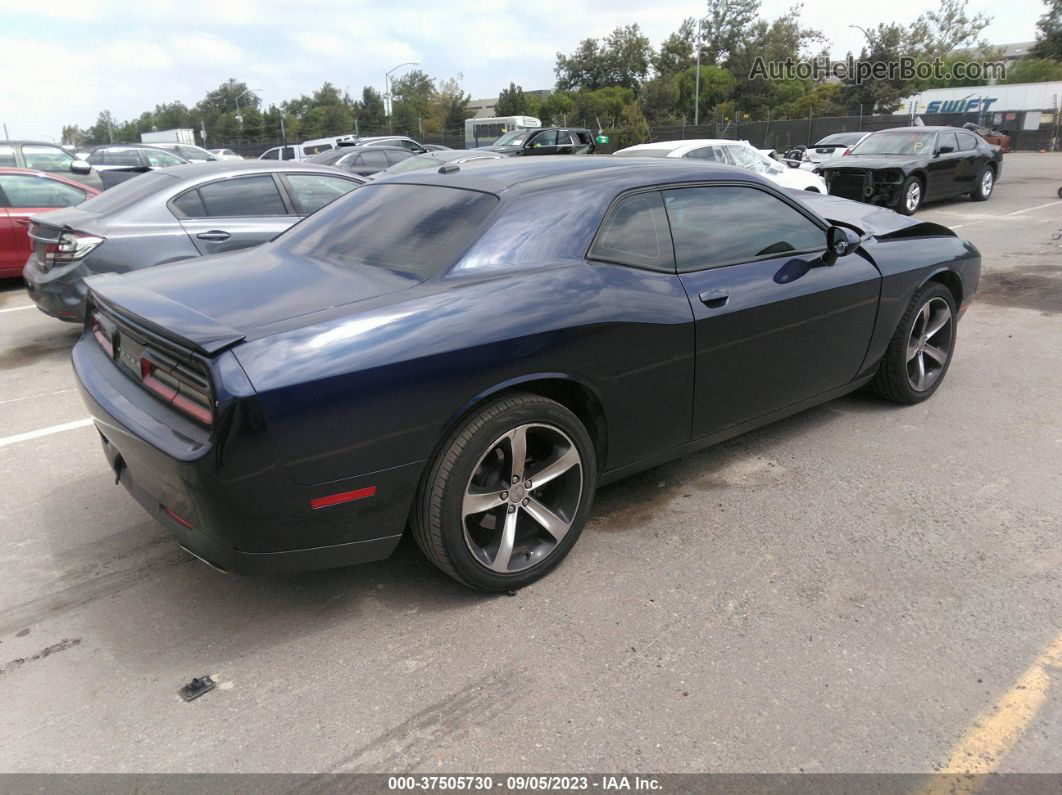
<box><xmin>815</xmin><ymin>126</ymin><xmax>1002</xmax><ymax>215</ymax></box>
<box><xmin>73</xmin><ymin>157</ymin><xmax>980</xmax><ymax>591</ymax></box>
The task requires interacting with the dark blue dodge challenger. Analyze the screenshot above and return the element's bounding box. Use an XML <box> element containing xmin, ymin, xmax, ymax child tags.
<box><xmin>73</xmin><ymin>157</ymin><xmax>980</xmax><ymax>590</ymax></box>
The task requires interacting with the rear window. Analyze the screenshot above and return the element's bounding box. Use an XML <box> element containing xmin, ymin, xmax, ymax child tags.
<box><xmin>281</xmin><ymin>184</ymin><xmax>497</xmax><ymax>280</ymax></box>
<box><xmin>75</xmin><ymin>171</ymin><xmax>177</xmax><ymax>214</ymax></box>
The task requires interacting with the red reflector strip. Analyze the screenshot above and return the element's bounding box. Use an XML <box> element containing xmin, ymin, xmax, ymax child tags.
<box><xmin>163</xmin><ymin>507</ymin><xmax>193</xmax><ymax>529</ymax></box>
<box><xmin>310</xmin><ymin>486</ymin><xmax>377</xmax><ymax>510</ymax></box>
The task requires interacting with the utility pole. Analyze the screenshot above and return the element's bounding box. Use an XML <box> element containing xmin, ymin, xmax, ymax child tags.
<box><xmin>694</xmin><ymin>17</ymin><xmax>702</xmax><ymax>126</ymax></box>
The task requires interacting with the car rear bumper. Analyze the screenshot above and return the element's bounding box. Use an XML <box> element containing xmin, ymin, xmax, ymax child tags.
<box><xmin>23</xmin><ymin>260</ymin><xmax>89</xmax><ymax>322</ymax></box>
<box><xmin>72</xmin><ymin>334</ymin><xmax>416</xmax><ymax>575</ymax></box>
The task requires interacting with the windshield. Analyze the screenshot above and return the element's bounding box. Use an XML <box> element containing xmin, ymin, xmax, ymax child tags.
<box><xmin>850</xmin><ymin>131</ymin><xmax>936</xmax><ymax>156</ymax></box>
<box><xmin>281</xmin><ymin>184</ymin><xmax>498</xmax><ymax>280</ymax></box>
<box><xmin>727</xmin><ymin>145</ymin><xmax>783</xmax><ymax>175</ymax></box>
<box><xmin>492</xmin><ymin>130</ymin><xmax>531</xmax><ymax>146</ymax></box>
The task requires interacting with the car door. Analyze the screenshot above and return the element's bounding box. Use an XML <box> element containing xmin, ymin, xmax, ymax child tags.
<box><xmin>926</xmin><ymin>132</ymin><xmax>962</xmax><ymax>199</ymax></box>
<box><xmin>663</xmin><ymin>183</ymin><xmax>881</xmax><ymax>438</ymax></box>
<box><xmin>0</xmin><ymin>173</ymin><xmax>89</xmax><ymax>274</ymax></box>
<box><xmin>171</xmin><ymin>173</ymin><xmax>297</xmax><ymax>256</ymax></box>
<box><xmin>523</xmin><ymin>129</ymin><xmax>559</xmax><ymax>156</ymax></box>
<box><xmin>555</xmin><ymin>131</ymin><xmax>576</xmax><ymax>155</ymax></box>
<box><xmin>0</xmin><ymin>193</ymin><xmax>17</xmax><ymax>276</ymax></box>
<box><xmin>953</xmin><ymin>132</ymin><xmax>981</xmax><ymax>192</ymax></box>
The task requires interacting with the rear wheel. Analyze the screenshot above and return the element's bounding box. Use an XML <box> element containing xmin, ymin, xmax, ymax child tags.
<box><xmin>896</xmin><ymin>176</ymin><xmax>922</xmax><ymax>215</ymax></box>
<box><xmin>411</xmin><ymin>393</ymin><xmax>596</xmax><ymax>591</ymax></box>
<box><xmin>971</xmin><ymin>166</ymin><xmax>994</xmax><ymax>202</ymax></box>
<box><xmin>870</xmin><ymin>283</ymin><xmax>957</xmax><ymax>404</ymax></box>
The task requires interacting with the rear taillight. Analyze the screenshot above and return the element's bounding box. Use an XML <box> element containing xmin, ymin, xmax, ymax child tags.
<box><xmin>91</xmin><ymin>317</ymin><xmax>113</xmax><ymax>357</ymax></box>
<box><xmin>43</xmin><ymin>230</ymin><xmax>103</xmax><ymax>267</ymax></box>
<box><xmin>140</xmin><ymin>354</ymin><xmax>213</xmax><ymax>425</ymax></box>
<box><xmin>842</xmin><ymin>148</ymin><xmax>852</xmax><ymax>156</ymax></box>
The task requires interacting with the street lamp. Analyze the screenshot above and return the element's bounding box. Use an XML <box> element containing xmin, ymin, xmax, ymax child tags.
<box><xmin>384</xmin><ymin>62</ymin><xmax>418</xmax><ymax>131</ymax></box>
<box><xmin>849</xmin><ymin>25</ymin><xmax>873</xmax><ymax>48</ymax></box>
<box><xmin>234</xmin><ymin>89</ymin><xmax>262</xmax><ymax>126</ymax></box>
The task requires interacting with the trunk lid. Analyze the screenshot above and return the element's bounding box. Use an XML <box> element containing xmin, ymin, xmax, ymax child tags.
<box><xmin>85</xmin><ymin>243</ymin><xmax>422</xmax><ymax>354</ymax></box>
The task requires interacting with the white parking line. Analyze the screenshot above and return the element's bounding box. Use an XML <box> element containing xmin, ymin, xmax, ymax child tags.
<box><xmin>0</xmin><ymin>388</ymin><xmax>78</xmax><ymax>406</ymax></box>
<box><xmin>1007</xmin><ymin>200</ymin><xmax>1062</xmax><ymax>216</ymax></box>
<box><xmin>0</xmin><ymin>304</ymin><xmax>35</xmax><ymax>314</ymax></box>
<box><xmin>0</xmin><ymin>418</ymin><xmax>94</xmax><ymax>448</ymax></box>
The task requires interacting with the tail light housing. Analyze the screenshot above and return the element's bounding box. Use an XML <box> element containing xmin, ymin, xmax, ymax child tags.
<box><xmin>91</xmin><ymin>308</ymin><xmax>214</xmax><ymax>426</ymax></box>
<box><xmin>42</xmin><ymin>230</ymin><xmax>104</xmax><ymax>269</ymax></box>
<box><xmin>842</xmin><ymin>148</ymin><xmax>852</xmax><ymax>156</ymax></box>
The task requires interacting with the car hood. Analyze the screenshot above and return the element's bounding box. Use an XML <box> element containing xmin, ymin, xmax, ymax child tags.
<box><xmin>85</xmin><ymin>243</ymin><xmax>422</xmax><ymax>355</ymax></box>
<box><xmin>816</xmin><ymin>154</ymin><xmax>920</xmax><ymax>171</ymax></box>
<box><xmin>790</xmin><ymin>190</ymin><xmax>955</xmax><ymax>239</ymax></box>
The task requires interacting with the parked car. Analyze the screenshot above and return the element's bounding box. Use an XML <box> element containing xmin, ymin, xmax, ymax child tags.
<box><xmin>0</xmin><ymin>168</ymin><xmax>99</xmax><ymax>278</ymax></box>
<box><xmin>483</xmin><ymin>127</ymin><xmax>595</xmax><ymax>156</ymax></box>
<box><xmin>814</xmin><ymin>126</ymin><xmax>1003</xmax><ymax>215</ymax></box>
<box><xmin>258</xmin><ymin>144</ymin><xmax>305</xmax><ymax>162</ymax></box>
<box><xmin>152</xmin><ymin>143</ymin><xmax>219</xmax><ymax>162</ymax></box>
<box><xmin>24</xmin><ymin>161</ymin><xmax>364</xmax><ymax>321</ymax></box>
<box><xmin>790</xmin><ymin>132</ymin><xmax>871</xmax><ymax>170</ymax></box>
<box><xmin>72</xmin><ymin>156</ymin><xmax>979</xmax><ymax>590</ymax></box>
<box><xmin>0</xmin><ymin>140</ymin><xmax>102</xmax><ymax>191</ymax></box>
<box><xmin>372</xmin><ymin>149</ymin><xmax>504</xmax><ymax>178</ymax></box>
<box><xmin>209</xmin><ymin>149</ymin><xmax>244</xmax><ymax>161</ymax></box>
<box><xmin>306</xmin><ymin>145</ymin><xmax>414</xmax><ymax>176</ymax></box>
<box><xmin>423</xmin><ymin>144</ymin><xmax>452</xmax><ymax>152</ymax></box>
<box><xmin>614</xmin><ymin>139</ymin><xmax>827</xmax><ymax>192</ymax></box>
<box><xmin>79</xmin><ymin>144</ymin><xmax>189</xmax><ymax>189</ymax></box>
<box><xmin>347</xmin><ymin>136</ymin><xmax>429</xmax><ymax>154</ymax></box>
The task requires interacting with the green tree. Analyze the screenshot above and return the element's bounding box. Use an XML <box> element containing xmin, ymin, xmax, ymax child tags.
<box><xmin>356</xmin><ymin>87</ymin><xmax>386</xmax><ymax>131</ymax></box>
<box><xmin>555</xmin><ymin>24</ymin><xmax>652</xmax><ymax>92</ymax></box>
<box><xmin>496</xmin><ymin>83</ymin><xmax>529</xmax><ymax>116</ymax></box>
<box><xmin>1003</xmin><ymin>57</ymin><xmax>1062</xmax><ymax>82</ymax></box>
<box><xmin>699</xmin><ymin>0</ymin><xmax>761</xmax><ymax>65</ymax></box>
<box><xmin>639</xmin><ymin>75</ymin><xmax>682</xmax><ymax>123</ymax></box>
<box><xmin>1031</xmin><ymin>0</ymin><xmax>1062</xmax><ymax>59</ymax></box>
<box><xmin>428</xmin><ymin>76</ymin><xmax>471</xmax><ymax>133</ymax></box>
<box><xmin>653</xmin><ymin>19</ymin><xmax>697</xmax><ymax>77</ymax></box>
<box><xmin>908</xmin><ymin>0</ymin><xmax>994</xmax><ymax>60</ymax></box>
<box><xmin>676</xmin><ymin>65</ymin><xmax>736</xmax><ymax>118</ymax></box>
<box><xmin>538</xmin><ymin>91</ymin><xmax>575</xmax><ymax>125</ymax></box>
<box><xmin>389</xmin><ymin>69</ymin><xmax>435</xmax><ymax>134</ymax></box>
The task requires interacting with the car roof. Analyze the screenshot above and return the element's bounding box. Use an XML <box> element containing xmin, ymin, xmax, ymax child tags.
<box><xmin>0</xmin><ymin>140</ymin><xmax>69</xmax><ymax>146</ymax></box>
<box><xmin>0</xmin><ymin>166</ymin><xmax>96</xmax><ymax>187</ymax></box>
<box><xmin>871</xmin><ymin>126</ymin><xmax>955</xmax><ymax>132</ymax></box>
<box><xmin>619</xmin><ymin>139</ymin><xmax>749</xmax><ymax>152</ymax></box>
<box><xmin>376</xmin><ymin>154</ymin><xmax>770</xmax><ymax>196</ymax></box>
<box><xmin>160</xmin><ymin>160</ymin><xmax>363</xmax><ymax>184</ymax></box>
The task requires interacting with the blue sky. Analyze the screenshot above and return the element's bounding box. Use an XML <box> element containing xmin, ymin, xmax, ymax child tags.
<box><xmin>0</xmin><ymin>0</ymin><xmax>1045</xmax><ymax>140</ymax></box>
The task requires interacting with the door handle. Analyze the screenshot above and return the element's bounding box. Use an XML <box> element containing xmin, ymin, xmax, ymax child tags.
<box><xmin>196</xmin><ymin>230</ymin><xmax>231</xmax><ymax>242</ymax></box>
<box><xmin>698</xmin><ymin>289</ymin><xmax>729</xmax><ymax>309</ymax></box>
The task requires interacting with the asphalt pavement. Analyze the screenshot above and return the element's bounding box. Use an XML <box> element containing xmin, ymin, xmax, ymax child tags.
<box><xmin>0</xmin><ymin>153</ymin><xmax>1059</xmax><ymax>773</ymax></box>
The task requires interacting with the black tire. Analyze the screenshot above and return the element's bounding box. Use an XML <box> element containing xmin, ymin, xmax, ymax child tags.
<box><xmin>1056</xmin><ymin>185</ymin><xmax>1061</xmax><ymax>199</ymax></box>
<box><xmin>971</xmin><ymin>165</ymin><xmax>994</xmax><ymax>202</ymax></box>
<box><xmin>411</xmin><ymin>393</ymin><xmax>597</xmax><ymax>591</ymax></box>
<box><xmin>895</xmin><ymin>176</ymin><xmax>922</xmax><ymax>215</ymax></box>
<box><xmin>870</xmin><ymin>282</ymin><xmax>957</xmax><ymax>404</ymax></box>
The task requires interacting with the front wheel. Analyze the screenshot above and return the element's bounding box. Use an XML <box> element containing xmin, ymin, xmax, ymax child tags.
<box><xmin>411</xmin><ymin>393</ymin><xmax>597</xmax><ymax>591</ymax></box>
<box><xmin>971</xmin><ymin>166</ymin><xmax>994</xmax><ymax>202</ymax></box>
<box><xmin>896</xmin><ymin>176</ymin><xmax>922</xmax><ymax>215</ymax></box>
<box><xmin>870</xmin><ymin>283</ymin><xmax>957</xmax><ymax>404</ymax></box>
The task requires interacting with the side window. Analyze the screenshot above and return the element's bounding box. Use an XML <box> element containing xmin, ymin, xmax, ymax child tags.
<box><xmin>285</xmin><ymin>174</ymin><xmax>359</xmax><ymax>215</ymax></box>
<box><xmin>144</xmin><ymin>148</ymin><xmax>184</xmax><ymax>167</ymax></box>
<box><xmin>576</xmin><ymin>132</ymin><xmax>592</xmax><ymax>145</ymax></box>
<box><xmin>957</xmin><ymin>132</ymin><xmax>978</xmax><ymax>151</ymax></box>
<box><xmin>588</xmin><ymin>191</ymin><xmax>674</xmax><ymax>272</ymax></box>
<box><xmin>662</xmin><ymin>186</ymin><xmax>824</xmax><ymax>272</ymax></box>
<box><xmin>686</xmin><ymin>146</ymin><xmax>726</xmax><ymax>162</ymax></box>
<box><xmin>385</xmin><ymin>150</ymin><xmax>414</xmax><ymax>165</ymax></box>
<box><xmin>0</xmin><ymin>144</ymin><xmax>16</xmax><ymax>166</ymax></box>
<box><xmin>360</xmin><ymin>151</ymin><xmax>390</xmax><ymax>169</ymax></box>
<box><xmin>22</xmin><ymin>145</ymin><xmax>74</xmax><ymax>172</ymax></box>
<box><xmin>195</xmin><ymin>175</ymin><xmax>289</xmax><ymax>217</ymax></box>
<box><xmin>95</xmin><ymin>148</ymin><xmax>143</xmax><ymax>167</ymax></box>
<box><xmin>0</xmin><ymin>175</ymin><xmax>86</xmax><ymax>208</ymax></box>
<box><xmin>529</xmin><ymin>130</ymin><xmax>557</xmax><ymax>148</ymax></box>
<box><xmin>282</xmin><ymin>147</ymin><xmax>297</xmax><ymax>161</ymax></box>
<box><xmin>171</xmin><ymin>188</ymin><xmax>208</xmax><ymax>218</ymax></box>
<box><xmin>261</xmin><ymin>148</ymin><xmax>279</xmax><ymax>160</ymax></box>
<box><xmin>939</xmin><ymin>132</ymin><xmax>959</xmax><ymax>152</ymax></box>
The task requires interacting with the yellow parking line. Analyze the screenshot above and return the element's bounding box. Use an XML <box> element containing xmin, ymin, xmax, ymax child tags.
<box><xmin>924</xmin><ymin>631</ymin><xmax>1062</xmax><ymax>794</ymax></box>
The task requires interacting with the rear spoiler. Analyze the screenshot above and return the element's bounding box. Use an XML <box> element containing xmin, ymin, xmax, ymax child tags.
<box><xmin>87</xmin><ymin>273</ymin><xmax>245</xmax><ymax>356</ymax></box>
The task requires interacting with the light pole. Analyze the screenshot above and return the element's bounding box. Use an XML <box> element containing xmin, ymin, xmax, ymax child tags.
<box><xmin>385</xmin><ymin>62</ymin><xmax>418</xmax><ymax>132</ymax></box>
<box><xmin>234</xmin><ymin>89</ymin><xmax>262</xmax><ymax>127</ymax></box>
<box><xmin>849</xmin><ymin>25</ymin><xmax>873</xmax><ymax>48</ymax></box>
<box><xmin>694</xmin><ymin>18</ymin><xmax>702</xmax><ymax>126</ymax></box>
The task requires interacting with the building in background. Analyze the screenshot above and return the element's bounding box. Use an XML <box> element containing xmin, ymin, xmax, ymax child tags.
<box><xmin>900</xmin><ymin>81</ymin><xmax>1062</xmax><ymax>132</ymax></box>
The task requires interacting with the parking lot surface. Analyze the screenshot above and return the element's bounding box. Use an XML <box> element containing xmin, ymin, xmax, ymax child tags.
<box><xmin>0</xmin><ymin>153</ymin><xmax>1060</xmax><ymax>773</ymax></box>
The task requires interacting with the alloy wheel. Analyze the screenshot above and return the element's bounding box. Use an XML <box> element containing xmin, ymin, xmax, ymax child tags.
<box><xmin>461</xmin><ymin>423</ymin><xmax>583</xmax><ymax>574</ymax></box>
<box><xmin>905</xmin><ymin>181</ymin><xmax>921</xmax><ymax>213</ymax></box>
<box><xmin>906</xmin><ymin>296</ymin><xmax>953</xmax><ymax>392</ymax></box>
<box><xmin>981</xmin><ymin>170</ymin><xmax>993</xmax><ymax>197</ymax></box>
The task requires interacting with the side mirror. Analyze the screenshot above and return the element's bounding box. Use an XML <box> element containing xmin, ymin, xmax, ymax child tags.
<box><xmin>938</xmin><ymin>145</ymin><xmax>955</xmax><ymax>154</ymax></box>
<box><xmin>71</xmin><ymin>159</ymin><xmax>91</xmax><ymax>175</ymax></box>
<box><xmin>825</xmin><ymin>225</ymin><xmax>860</xmax><ymax>263</ymax></box>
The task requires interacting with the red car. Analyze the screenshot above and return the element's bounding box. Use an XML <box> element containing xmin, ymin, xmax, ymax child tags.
<box><xmin>0</xmin><ymin>167</ymin><xmax>99</xmax><ymax>278</ymax></box>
